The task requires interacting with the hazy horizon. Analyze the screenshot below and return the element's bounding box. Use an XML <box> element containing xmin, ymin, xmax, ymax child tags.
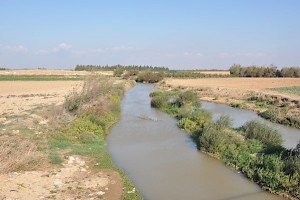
<box><xmin>1</xmin><ymin>1</ymin><xmax>299</xmax><ymax>70</ymax></box>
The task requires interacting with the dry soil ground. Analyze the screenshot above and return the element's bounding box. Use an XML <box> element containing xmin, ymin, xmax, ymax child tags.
<box><xmin>0</xmin><ymin>81</ymin><xmax>82</xmax><ymax>115</ymax></box>
<box><xmin>0</xmin><ymin>79</ymin><xmax>123</xmax><ymax>200</ymax></box>
<box><xmin>0</xmin><ymin>156</ymin><xmax>122</xmax><ymax>200</ymax></box>
<box><xmin>0</xmin><ymin>69</ymin><xmax>113</xmax><ymax>76</ymax></box>
<box><xmin>164</xmin><ymin>77</ymin><xmax>300</xmax><ymax>100</ymax></box>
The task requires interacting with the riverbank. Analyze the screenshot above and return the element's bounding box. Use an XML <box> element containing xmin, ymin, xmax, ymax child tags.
<box><xmin>150</xmin><ymin>89</ymin><xmax>300</xmax><ymax>199</ymax></box>
<box><xmin>160</xmin><ymin>78</ymin><xmax>300</xmax><ymax>129</ymax></box>
<box><xmin>0</xmin><ymin>76</ymin><xmax>142</xmax><ymax>199</ymax></box>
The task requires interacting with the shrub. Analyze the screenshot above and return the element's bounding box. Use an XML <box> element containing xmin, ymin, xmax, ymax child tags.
<box><xmin>77</xmin><ymin>132</ymin><xmax>102</xmax><ymax>144</ymax></box>
<box><xmin>216</xmin><ymin>115</ymin><xmax>232</xmax><ymax>130</ymax></box>
<box><xmin>176</xmin><ymin>91</ymin><xmax>200</xmax><ymax>107</ymax></box>
<box><xmin>150</xmin><ymin>90</ymin><xmax>178</xmax><ymax>97</ymax></box>
<box><xmin>122</xmin><ymin>70</ymin><xmax>139</xmax><ymax>80</ymax></box>
<box><xmin>295</xmin><ymin>141</ymin><xmax>300</xmax><ymax>154</ymax></box>
<box><xmin>230</xmin><ymin>102</ymin><xmax>242</xmax><ymax>108</ymax></box>
<box><xmin>64</xmin><ymin>76</ymin><xmax>122</xmax><ymax>112</ymax></box>
<box><xmin>199</xmin><ymin>125</ymin><xmax>226</xmax><ymax>153</ymax></box>
<box><xmin>177</xmin><ymin>106</ymin><xmax>212</xmax><ymax>130</ymax></box>
<box><xmin>113</xmin><ymin>67</ymin><xmax>125</xmax><ymax>77</ymax></box>
<box><xmin>51</xmin><ymin>116</ymin><xmax>104</xmax><ymax>143</ymax></box>
<box><xmin>258</xmin><ymin>154</ymin><xmax>284</xmax><ymax>173</ymax></box>
<box><xmin>178</xmin><ymin>118</ymin><xmax>198</xmax><ymax>133</ymax></box>
<box><xmin>64</xmin><ymin>90</ymin><xmax>82</xmax><ymax>111</ymax></box>
<box><xmin>136</xmin><ymin>71</ymin><xmax>164</xmax><ymax>83</ymax></box>
<box><xmin>150</xmin><ymin>96</ymin><xmax>169</xmax><ymax>109</ymax></box>
<box><xmin>259</xmin><ymin>109</ymin><xmax>278</xmax><ymax>121</ymax></box>
<box><xmin>243</xmin><ymin>120</ymin><xmax>283</xmax><ymax>146</ymax></box>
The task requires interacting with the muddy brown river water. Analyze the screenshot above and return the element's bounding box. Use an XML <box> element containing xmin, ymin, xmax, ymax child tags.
<box><xmin>107</xmin><ymin>84</ymin><xmax>286</xmax><ymax>200</ymax></box>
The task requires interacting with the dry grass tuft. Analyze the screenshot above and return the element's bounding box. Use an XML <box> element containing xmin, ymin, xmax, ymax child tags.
<box><xmin>0</xmin><ymin>136</ymin><xmax>46</xmax><ymax>173</ymax></box>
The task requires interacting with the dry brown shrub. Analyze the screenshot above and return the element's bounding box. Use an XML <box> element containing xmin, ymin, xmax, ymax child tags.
<box><xmin>0</xmin><ymin>136</ymin><xmax>46</xmax><ymax>173</ymax></box>
<box><xmin>64</xmin><ymin>76</ymin><xmax>124</xmax><ymax>113</ymax></box>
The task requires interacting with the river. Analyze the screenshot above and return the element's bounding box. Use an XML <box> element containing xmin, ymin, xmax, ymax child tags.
<box><xmin>107</xmin><ymin>84</ymin><xmax>286</xmax><ymax>200</ymax></box>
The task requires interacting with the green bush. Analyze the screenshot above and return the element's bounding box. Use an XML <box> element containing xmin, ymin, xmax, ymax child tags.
<box><xmin>149</xmin><ymin>91</ymin><xmax>167</xmax><ymax>98</ymax></box>
<box><xmin>150</xmin><ymin>96</ymin><xmax>169</xmax><ymax>109</ymax></box>
<box><xmin>78</xmin><ymin>132</ymin><xmax>102</xmax><ymax>144</ymax></box>
<box><xmin>88</xmin><ymin>112</ymin><xmax>118</xmax><ymax>135</ymax></box>
<box><xmin>177</xmin><ymin>106</ymin><xmax>212</xmax><ymax>130</ymax></box>
<box><xmin>284</xmin><ymin>155</ymin><xmax>300</xmax><ymax>176</ymax></box>
<box><xmin>199</xmin><ymin>125</ymin><xmax>226</xmax><ymax>153</ymax></box>
<box><xmin>113</xmin><ymin>67</ymin><xmax>125</xmax><ymax>77</ymax></box>
<box><xmin>260</xmin><ymin>109</ymin><xmax>278</xmax><ymax>121</ymax></box>
<box><xmin>230</xmin><ymin>102</ymin><xmax>242</xmax><ymax>108</ymax></box>
<box><xmin>178</xmin><ymin>118</ymin><xmax>198</xmax><ymax>133</ymax></box>
<box><xmin>176</xmin><ymin>91</ymin><xmax>200</xmax><ymax>107</ymax></box>
<box><xmin>136</xmin><ymin>71</ymin><xmax>164</xmax><ymax>83</ymax></box>
<box><xmin>216</xmin><ymin>115</ymin><xmax>232</xmax><ymax>130</ymax></box>
<box><xmin>243</xmin><ymin>120</ymin><xmax>283</xmax><ymax>146</ymax></box>
<box><xmin>49</xmin><ymin>151</ymin><xmax>63</xmax><ymax>165</ymax></box>
<box><xmin>258</xmin><ymin>154</ymin><xmax>284</xmax><ymax>173</ymax></box>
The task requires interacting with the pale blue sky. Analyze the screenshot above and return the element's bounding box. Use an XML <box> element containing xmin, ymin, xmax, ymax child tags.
<box><xmin>0</xmin><ymin>0</ymin><xmax>299</xmax><ymax>69</ymax></box>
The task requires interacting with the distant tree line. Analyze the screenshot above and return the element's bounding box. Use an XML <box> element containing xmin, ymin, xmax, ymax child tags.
<box><xmin>165</xmin><ymin>71</ymin><xmax>230</xmax><ymax>78</ymax></box>
<box><xmin>75</xmin><ymin>64</ymin><xmax>169</xmax><ymax>72</ymax></box>
<box><xmin>0</xmin><ymin>67</ymin><xmax>7</xmax><ymax>70</ymax></box>
<box><xmin>120</xmin><ymin>69</ymin><xmax>229</xmax><ymax>82</ymax></box>
<box><xmin>230</xmin><ymin>64</ymin><xmax>300</xmax><ymax>77</ymax></box>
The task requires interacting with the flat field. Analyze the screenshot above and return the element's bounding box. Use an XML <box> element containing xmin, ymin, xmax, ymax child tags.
<box><xmin>0</xmin><ymin>69</ymin><xmax>113</xmax><ymax>76</ymax></box>
<box><xmin>197</xmin><ymin>70</ymin><xmax>230</xmax><ymax>75</ymax></box>
<box><xmin>165</xmin><ymin>77</ymin><xmax>300</xmax><ymax>91</ymax></box>
<box><xmin>0</xmin><ymin>81</ymin><xmax>82</xmax><ymax>115</ymax></box>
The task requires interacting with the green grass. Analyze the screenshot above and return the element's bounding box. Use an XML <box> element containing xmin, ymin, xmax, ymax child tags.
<box><xmin>269</xmin><ymin>86</ymin><xmax>300</xmax><ymax>96</ymax></box>
<box><xmin>48</xmin><ymin>151</ymin><xmax>64</xmax><ymax>165</ymax></box>
<box><xmin>0</xmin><ymin>76</ymin><xmax>83</xmax><ymax>81</ymax></box>
<box><xmin>254</xmin><ymin>102</ymin><xmax>274</xmax><ymax>109</ymax></box>
<box><xmin>230</xmin><ymin>102</ymin><xmax>247</xmax><ymax>109</ymax></box>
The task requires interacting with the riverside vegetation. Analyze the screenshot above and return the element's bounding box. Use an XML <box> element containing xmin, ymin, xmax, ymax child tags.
<box><xmin>150</xmin><ymin>90</ymin><xmax>300</xmax><ymax>199</ymax></box>
<box><xmin>49</xmin><ymin>76</ymin><xmax>142</xmax><ymax>200</ymax></box>
<box><xmin>245</xmin><ymin>93</ymin><xmax>300</xmax><ymax>129</ymax></box>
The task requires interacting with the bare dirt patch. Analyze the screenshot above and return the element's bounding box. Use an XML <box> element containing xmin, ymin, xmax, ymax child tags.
<box><xmin>0</xmin><ymin>156</ymin><xmax>123</xmax><ymax>200</ymax></box>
